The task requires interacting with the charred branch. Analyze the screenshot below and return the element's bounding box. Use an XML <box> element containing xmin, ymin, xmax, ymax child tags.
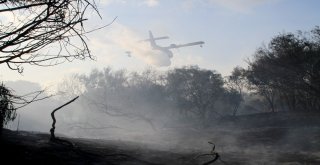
<box><xmin>50</xmin><ymin>96</ymin><xmax>79</xmax><ymax>141</ymax></box>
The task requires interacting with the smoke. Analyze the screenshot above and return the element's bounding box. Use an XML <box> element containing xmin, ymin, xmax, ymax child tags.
<box><xmin>90</xmin><ymin>23</ymin><xmax>172</xmax><ymax>67</ymax></box>
<box><xmin>5</xmin><ymin>79</ymin><xmax>320</xmax><ymax>164</ymax></box>
<box><xmin>144</xmin><ymin>49</ymin><xmax>171</xmax><ymax>66</ymax></box>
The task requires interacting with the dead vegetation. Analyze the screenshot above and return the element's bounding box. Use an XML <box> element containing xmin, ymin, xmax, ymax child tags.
<box><xmin>193</xmin><ymin>142</ymin><xmax>226</xmax><ymax>165</ymax></box>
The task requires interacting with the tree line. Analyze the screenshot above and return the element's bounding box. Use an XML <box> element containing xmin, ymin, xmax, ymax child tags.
<box><xmin>245</xmin><ymin>26</ymin><xmax>320</xmax><ymax>112</ymax></box>
<box><xmin>57</xmin><ymin>27</ymin><xmax>320</xmax><ymax>129</ymax></box>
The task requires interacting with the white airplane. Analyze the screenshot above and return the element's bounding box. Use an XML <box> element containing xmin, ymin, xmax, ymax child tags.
<box><xmin>141</xmin><ymin>31</ymin><xmax>205</xmax><ymax>58</ymax></box>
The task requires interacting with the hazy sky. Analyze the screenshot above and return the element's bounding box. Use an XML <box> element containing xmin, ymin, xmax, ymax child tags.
<box><xmin>1</xmin><ymin>0</ymin><xmax>320</xmax><ymax>87</ymax></box>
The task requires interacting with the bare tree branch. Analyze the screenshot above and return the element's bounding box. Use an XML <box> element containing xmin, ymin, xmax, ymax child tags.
<box><xmin>50</xmin><ymin>96</ymin><xmax>79</xmax><ymax>140</ymax></box>
<box><xmin>0</xmin><ymin>0</ymin><xmax>109</xmax><ymax>72</ymax></box>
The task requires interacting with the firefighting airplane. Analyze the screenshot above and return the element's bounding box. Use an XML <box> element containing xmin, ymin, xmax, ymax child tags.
<box><xmin>145</xmin><ymin>30</ymin><xmax>204</xmax><ymax>58</ymax></box>
<box><xmin>127</xmin><ymin>31</ymin><xmax>205</xmax><ymax>58</ymax></box>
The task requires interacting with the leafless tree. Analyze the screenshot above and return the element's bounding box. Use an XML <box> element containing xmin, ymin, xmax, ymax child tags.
<box><xmin>0</xmin><ymin>0</ymin><xmax>109</xmax><ymax>72</ymax></box>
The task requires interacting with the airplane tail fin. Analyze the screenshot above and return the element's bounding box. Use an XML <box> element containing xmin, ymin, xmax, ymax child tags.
<box><xmin>149</xmin><ymin>30</ymin><xmax>154</xmax><ymax>39</ymax></box>
<box><xmin>149</xmin><ymin>30</ymin><xmax>157</xmax><ymax>48</ymax></box>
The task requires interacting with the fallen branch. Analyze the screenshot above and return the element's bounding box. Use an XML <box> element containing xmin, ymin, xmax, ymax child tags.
<box><xmin>50</xmin><ymin>96</ymin><xmax>79</xmax><ymax>141</ymax></box>
<box><xmin>194</xmin><ymin>142</ymin><xmax>227</xmax><ymax>165</ymax></box>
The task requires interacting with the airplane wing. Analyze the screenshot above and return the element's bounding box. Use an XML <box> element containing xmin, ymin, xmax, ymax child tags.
<box><xmin>138</xmin><ymin>30</ymin><xmax>169</xmax><ymax>45</ymax></box>
<box><xmin>166</xmin><ymin>41</ymin><xmax>205</xmax><ymax>49</ymax></box>
<box><xmin>139</xmin><ymin>36</ymin><xmax>169</xmax><ymax>42</ymax></box>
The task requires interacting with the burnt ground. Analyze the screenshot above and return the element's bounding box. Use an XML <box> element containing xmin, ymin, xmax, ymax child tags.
<box><xmin>0</xmin><ymin>129</ymin><xmax>201</xmax><ymax>165</ymax></box>
<box><xmin>1</xmin><ymin>112</ymin><xmax>320</xmax><ymax>165</ymax></box>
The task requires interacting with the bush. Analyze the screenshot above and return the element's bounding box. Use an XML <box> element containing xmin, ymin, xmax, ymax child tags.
<box><xmin>0</xmin><ymin>83</ymin><xmax>16</xmax><ymax>130</ymax></box>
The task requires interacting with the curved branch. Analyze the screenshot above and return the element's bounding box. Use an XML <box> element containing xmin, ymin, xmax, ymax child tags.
<box><xmin>50</xmin><ymin>96</ymin><xmax>79</xmax><ymax>140</ymax></box>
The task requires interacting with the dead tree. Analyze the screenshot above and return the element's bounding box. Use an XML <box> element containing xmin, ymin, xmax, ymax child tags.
<box><xmin>50</xmin><ymin>96</ymin><xmax>79</xmax><ymax>141</ymax></box>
